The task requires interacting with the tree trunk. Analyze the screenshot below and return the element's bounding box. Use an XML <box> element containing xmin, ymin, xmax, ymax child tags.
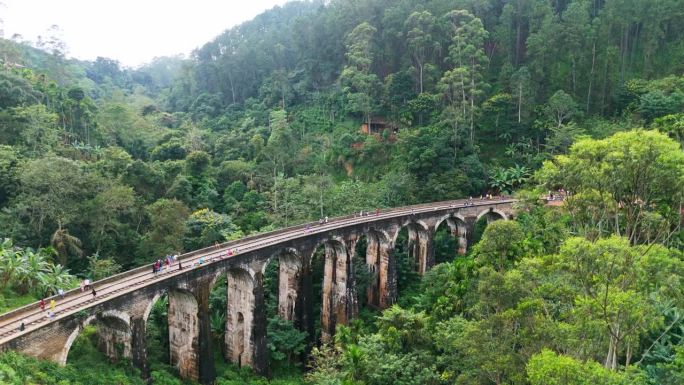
<box><xmin>518</xmin><ymin>84</ymin><xmax>523</xmax><ymax>123</ymax></box>
<box><xmin>586</xmin><ymin>42</ymin><xmax>596</xmax><ymax>114</ymax></box>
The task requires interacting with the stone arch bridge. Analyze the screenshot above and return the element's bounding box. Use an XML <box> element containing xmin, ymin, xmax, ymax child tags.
<box><xmin>0</xmin><ymin>198</ymin><xmax>515</xmax><ymax>383</ymax></box>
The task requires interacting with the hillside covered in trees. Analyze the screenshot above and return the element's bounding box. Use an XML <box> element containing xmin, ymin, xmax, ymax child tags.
<box><xmin>0</xmin><ymin>0</ymin><xmax>683</xmax><ymax>384</ymax></box>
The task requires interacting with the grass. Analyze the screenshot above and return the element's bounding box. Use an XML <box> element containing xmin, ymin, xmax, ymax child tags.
<box><xmin>0</xmin><ymin>289</ymin><xmax>37</xmax><ymax>314</ymax></box>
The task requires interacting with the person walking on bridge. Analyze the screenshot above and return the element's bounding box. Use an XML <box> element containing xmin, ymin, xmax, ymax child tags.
<box><xmin>39</xmin><ymin>298</ymin><xmax>45</xmax><ymax>312</ymax></box>
<box><xmin>50</xmin><ymin>299</ymin><xmax>56</xmax><ymax>312</ymax></box>
<box><xmin>91</xmin><ymin>287</ymin><xmax>97</xmax><ymax>297</ymax></box>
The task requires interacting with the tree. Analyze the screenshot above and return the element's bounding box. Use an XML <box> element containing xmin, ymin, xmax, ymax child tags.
<box><xmin>264</xmin><ymin>109</ymin><xmax>294</xmax><ymax>212</ymax></box>
<box><xmin>546</xmin><ymin>237</ymin><xmax>684</xmax><ymax>370</ymax></box>
<box><xmin>89</xmin><ymin>185</ymin><xmax>136</xmax><ymax>253</ymax></box>
<box><xmin>473</xmin><ymin>220</ymin><xmax>525</xmax><ymax>272</ymax></box>
<box><xmin>340</xmin><ymin>22</ymin><xmax>379</xmax><ymax>128</ymax></box>
<box><xmin>546</xmin><ymin>90</ymin><xmax>579</xmax><ymax>129</ymax></box>
<box><xmin>141</xmin><ymin>199</ymin><xmax>190</xmax><ymax>259</ymax></box>
<box><xmin>16</xmin><ymin>156</ymin><xmax>92</xmax><ymax>252</ymax></box>
<box><xmin>510</xmin><ymin>66</ymin><xmax>532</xmax><ymax>123</ymax></box>
<box><xmin>440</xmin><ymin>9</ymin><xmax>489</xmax><ymax>145</ymax></box>
<box><xmin>50</xmin><ymin>228</ymin><xmax>83</xmax><ymax>267</ymax></box>
<box><xmin>87</xmin><ymin>254</ymin><xmax>121</xmax><ymax>281</ymax></box>
<box><xmin>537</xmin><ymin>130</ymin><xmax>684</xmax><ymax>245</ymax></box>
<box><xmin>0</xmin><ymin>145</ymin><xmax>20</xmax><ymax>207</ymax></box>
<box><xmin>527</xmin><ymin>349</ymin><xmax>638</xmax><ymax>385</ymax></box>
<box><xmin>184</xmin><ymin>208</ymin><xmax>236</xmax><ymax>250</ymax></box>
<box><xmin>405</xmin><ymin>11</ymin><xmax>437</xmax><ymax>94</ymax></box>
<box><xmin>266</xmin><ymin>316</ymin><xmax>307</xmax><ymax>366</ymax></box>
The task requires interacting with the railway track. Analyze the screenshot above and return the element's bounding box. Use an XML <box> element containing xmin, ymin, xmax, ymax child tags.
<box><xmin>0</xmin><ymin>198</ymin><xmax>514</xmax><ymax>345</ymax></box>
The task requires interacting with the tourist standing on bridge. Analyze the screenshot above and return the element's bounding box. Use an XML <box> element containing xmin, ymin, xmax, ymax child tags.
<box><xmin>58</xmin><ymin>288</ymin><xmax>65</xmax><ymax>298</ymax></box>
<box><xmin>18</xmin><ymin>322</ymin><xmax>24</xmax><ymax>331</ymax></box>
<box><xmin>91</xmin><ymin>287</ymin><xmax>97</xmax><ymax>297</ymax></box>
<box><xmin>50</xmin><ymin>299</ymin><xmax>56</xmax><ymax>312</ymax></box>
<box><xmin>178</xmin><ymin>260</ymin><xmax>183</xmax><ymax>270</ymax></box>
<box><xmin>39</xmin><ymin>298</ymin><xmax>45</xmax><ymax>311</ymax></box>
<box><xmin>376</xmin><ymin>208</ymin><xmax>380</xmax><ymax>216</ymax></box>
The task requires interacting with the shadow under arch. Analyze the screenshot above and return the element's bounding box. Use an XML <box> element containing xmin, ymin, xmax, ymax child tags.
<box><xmin>433</xmin><ymin>214</ymin><xmax>470</xmax><ymax>261</ymax></box>
<box><xmin>475</xmin><ymin>207</ymin><xmax>508</xmax><ymax>222</ymax></box>
<box><xmin>61</xmin><ymin>310</ymin><xmax>132</xmax><ymax>366</ymax></box>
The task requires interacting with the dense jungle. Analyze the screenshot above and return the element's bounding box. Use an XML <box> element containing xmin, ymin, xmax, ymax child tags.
<box><xmin>0</xmin><ymin>0</ymin><xmax>683</xmax><ymax>384</ymax></box>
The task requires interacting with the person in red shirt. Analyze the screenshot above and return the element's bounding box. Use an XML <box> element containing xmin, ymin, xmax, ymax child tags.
<box><xmin>39</xmin><ymin>298</ymin><xmax>46</xmax><ymax>311</ymax></box>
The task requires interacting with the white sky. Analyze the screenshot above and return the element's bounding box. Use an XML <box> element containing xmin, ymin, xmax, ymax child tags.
<box><xmin>1</xmin><ymin>0</ymin><xmax>291</xmax><ymax>68</ymax></box>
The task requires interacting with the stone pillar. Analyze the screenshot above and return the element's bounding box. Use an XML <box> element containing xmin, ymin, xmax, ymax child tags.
<box><xmin>464</xmin><ymin>216</ymin><xmax>477</xmax><ymax>249</ymax></box>
<box><xmin>365</xmin><ymin>233</ymin><xmax>381</xmax><ymax>308</ymax></box>
<box><xmin>321</xmin><ymin>240</ymin><xmax>354</xmax><ymax>342</ymax></box>
<box><xmin>320</xmin><ymin>245</ymin><xmax>335</xmax><ymax>342</ymax></box>
<box><xmin>417</xmin><ymin>227</ymin><xmax>435</xmax><ymax>274</ymax></box>
<box><xmin>366</xmin><ymin>229</ymin><xmax>398</xmax><ymax>309</ymax></box>
<box><xmin>407</xmin><ymin>224</ymin><xmax>435</xmax><ymax>274</ymax></box>
<box><xmin>377</xmin><ymin>231</ymin><xmax>397</xmax><ymax>308</ymax></box>
<box><xmin>130</xmin><ymin>316</ymin><xmax>149</xmax><ymax>380</ymax></box>
<box><xmin>278</xmin><ymin>253</ymin><xmax>302</xmax><ymax>324</ymax></box>
<box><xmin>168</xmin><ymin>289</ymin><xmax>200</xmax><ymax>380</ymax></box>
<box><xmin>94</xmin><ymin>316</ymin><xmax>131</xmax><ymax>362</ymax></box>
<box><xmin>300</xmin><ymin>258</ymin><xmax>316</xmax><ymax>344</ymax></box>
<box><xmin>195</xmin><ymin>283</ymin><xmax>215</xmax><ymax>384</ymax></box>
<box><xmin>450</xmin><ymin>219</ymin><xmax>469</xmax><ymax>255</ymax></box>
<box><xmin>225</xmin><ymin>269</ymin><xmax>268</xmax><ymax>375</ymax></box>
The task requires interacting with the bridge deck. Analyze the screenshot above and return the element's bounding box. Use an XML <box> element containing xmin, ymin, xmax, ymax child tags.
<box><xmin>0</xmin><ymin>197</ymin><xmax>515</xmax><ymax>346</ymax></box>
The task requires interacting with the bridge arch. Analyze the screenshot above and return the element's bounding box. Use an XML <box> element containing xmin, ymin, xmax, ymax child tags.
<box><xmin>60</xmin><ymin>310</ymin><xmax>132</xmax><ymax>366</ymax></box>
<box><xmin>476</xmin><ymin>207</ymin><xmax>508</xmax><ymax>222</ymax></box>
<box><xmin>433</xmin><ymin>214</ymin><xmax>470</xmax><ymax>257</ymax></box>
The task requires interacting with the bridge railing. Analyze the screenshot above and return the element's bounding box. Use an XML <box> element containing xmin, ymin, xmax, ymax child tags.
<box><xmin>0</xmin><ymin>197</ymin><xmax>514</xmax><ymax>323</ymax></box>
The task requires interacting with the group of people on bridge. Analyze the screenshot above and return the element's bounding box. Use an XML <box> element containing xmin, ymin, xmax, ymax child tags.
<box><xmin>11</xmin><ymin>198</ymin><xmax>514</xmax><ymax>337</ymax></box>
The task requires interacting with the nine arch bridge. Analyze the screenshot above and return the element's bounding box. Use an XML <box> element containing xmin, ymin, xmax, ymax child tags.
<box><xmin>0</xmin><ymin>197</ymin><xmax>516</xmax><ymax>384</ymax></box>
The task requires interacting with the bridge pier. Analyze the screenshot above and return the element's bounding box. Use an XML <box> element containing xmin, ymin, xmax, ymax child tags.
<box><xmin>168</xmin><ymin>289</ymin><xmax>200</xmax><ymax>380</ymax></box>
<box><xmin>0</xmin><ymin>199</ymin><xmax>517</xmax><ymax>382</ymax></box>
<box><xmin>407</xmin><ymin>226</ymin><xmax>434</xmax><ymax>275</ymax></box>
<box><xmin>278</xmin><ymin>253</ymin><xmax>302</xmax><ymax>325</ymax></box>
<box><xmin>130</xmin><ymin>316</ymin><xmax>148</xmax><ymax>379</ymax></box>
<box><xmin>365</xmin><ymin>228</ymin><xmax>399</xmax><ymax>309</ymax></box>
<box><xmin>196</xmin><ymin>282</ymin><xmax>215</xmax><ymax>384</ymax></box>
<box><xmin>319</xmin><ymin>238</ymin><xmax>359</xmax><ymax>342</ymax></box>
<box><xmin>225</xmin><ymin>268</ymin><xmax>268</xmax><ymax>375</ymax></box>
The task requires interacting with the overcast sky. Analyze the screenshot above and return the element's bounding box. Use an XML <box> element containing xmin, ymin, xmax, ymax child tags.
<box><xmin>1</xmin><ymin>0</ymin><xmax>291</xmax><ymax>67</ymax></box>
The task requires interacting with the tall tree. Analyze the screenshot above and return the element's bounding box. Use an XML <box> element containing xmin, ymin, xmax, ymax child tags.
<box><xmin>441</xmin><ymin>9</ymin><xmax>489</xmax><ymax>144</ymax></box>
<box><xmin>340</xmin><ymin>22</ymin><xmax>379</xmax><ymax>129</ymax></box>
<box><xmin>405</xmin><ymin>10</ymin><xmax>437</xmax><ymax>94</ymax></box>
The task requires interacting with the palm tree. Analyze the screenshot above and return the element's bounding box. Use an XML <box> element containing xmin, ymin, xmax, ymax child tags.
<box><xmin>50</xmin><ymin>227</ymin><xmax>83</xmax><ymax>266</ymax></box>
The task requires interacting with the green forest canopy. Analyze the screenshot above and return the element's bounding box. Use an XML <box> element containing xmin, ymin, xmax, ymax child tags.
<box><xmin>0</xmin><ymin>0</ymin><xmax>683</xmax><ymax>384</ymax></box>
